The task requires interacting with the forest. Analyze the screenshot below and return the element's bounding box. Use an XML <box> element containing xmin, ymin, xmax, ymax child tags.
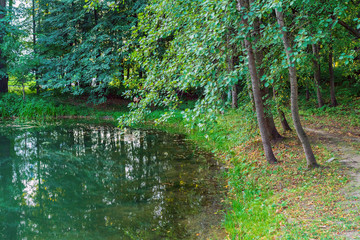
<box><xmin>1</xmin><ymin>0</ymin><xmax>360</xmax><ymax>239</ymax></box>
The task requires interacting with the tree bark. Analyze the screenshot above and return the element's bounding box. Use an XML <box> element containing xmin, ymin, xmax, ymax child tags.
<box><xmin>305</xmin><ymin>87</ymin><xmax>310</xmax><ymax>101</ymax></box>
<box><xmin>22</xmin><ymin>81</ymin><xmax>25</xmax><ymax>100</ymax></box>
<box><xmin>32</xmin><ymin>0</ymin><xmax>40</xmax><ymax>94</ymax></box>
<box><xmin>237</xmin><ymin>0</ymin><xmax>277</xmax><ymax>164</ymax></box>
<box><xmin>127</xmin><ymin>66</ymin><xmax>130</xmax><ymax>80</ymax></box>
<box><xmin>262</xmin><ymin>87</ymin><xmax>283</xmax><ymax>141</ymax></box>
<box><xmin>276</xmin><ymin>9</ymin><xmax>319</xmax><ymax>168</ymax></box>
<box><xmin>312</xmin><ymin>44</ymin><xmax>324</xmax><ymax>108</ymax></box>
<box><xmin>328</xmin><ymin>43</ymin><xmax>338</xmax><ymax>107</ymax></box>
<box><xmin>273</xmin><ymin>88</ymin><xmax>292</xmax><ymax>132</ymax></box>
<box><xmin>231</xmin><ymin>84</ymin><xmax>238</xmax><ymax>109</ymax></box>
<box><xmin>252</xmin><ymin>14</ymin><xmax>282</xmax><ymax>141</ymax></box>
<box><xmin>240</xmin><ymin>3</ymin><xmax>282</xmax><ymax>141</ymax></box>
<box><xmin>227</xmin><ymin>29</ymin><xmax>239</xmax><ymax>109</ymax></box>
<box><xmin>0</xmin><ymin>0</ymin><xmax>8</xmax><ymax>93</ymax></box>
<box><xmin>279</xmin><ymin>110</ymin><xmax>292</xmax><ymax>131</ymax></box>
<box><xmin>331</xmin><ymin>16</ymin><xmax>360</xmax><ymax>39</ymax></box>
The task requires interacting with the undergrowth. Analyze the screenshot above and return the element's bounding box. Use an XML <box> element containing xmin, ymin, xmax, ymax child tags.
<box><xmin>0</xmin><ymin>93</ymin><xmax>127</xmax><ymax>121</ymax></box>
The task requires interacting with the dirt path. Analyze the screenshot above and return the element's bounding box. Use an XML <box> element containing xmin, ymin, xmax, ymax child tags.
<box><xmin>306</xmin><ymin>127</ymin><xmax>360</xmax><ymax>239</ymax></box>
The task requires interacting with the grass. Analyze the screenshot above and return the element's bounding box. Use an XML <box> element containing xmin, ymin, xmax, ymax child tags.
<box><xmin>138</xmin><ymin>97</ymin><xmax>359</xmax><ymax>239</ymax></box>
<box><xmin>0</xmin><ymin>92</ymin><xmax>130</xmax><ymax>122</ymax></box>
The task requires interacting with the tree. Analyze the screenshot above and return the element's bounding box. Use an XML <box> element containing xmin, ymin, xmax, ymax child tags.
<box><xmin>237</xmin><ymin>0</ymin><xmax>277</xmax><ymax>164</ymax></box>
<box><xmin>251</xmin><ymin>14</ymin><xmax>283</xmax><ymax>141</ymax></box>
<box><xmin>33</xmin><ymin>0</ymin><xmax>147</xmax><ymax>103</ymax></box>
<box><xmin>0</xmin><ymin>0</ymin><xmax>8</xmax><ymax>93</ymax></box>
<box><xmin>275</xmin><ymin>8</ymin><xmax>319</xmax><ymax>168</ymax></box>
<box><xmin>312</xmin><ymin>43</ymin><xmax>324</xmax><ymax>108</ymax></box>
<box><xmin>328</xmin><ymin>41</ymin><xmax>338</xmax><ymax>107</ymax></box>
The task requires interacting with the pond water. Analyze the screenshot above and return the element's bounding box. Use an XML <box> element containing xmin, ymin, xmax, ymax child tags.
<box><xmin>0</xmin><ymin>121</ymin><xmax>224</xmax><ymax>239</ymax></box>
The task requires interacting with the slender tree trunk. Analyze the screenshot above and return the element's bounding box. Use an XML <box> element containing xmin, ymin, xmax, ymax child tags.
<box><xmin>273</xmin><ymin>88</ymin><xmax>292</xmax><ymax>132</ymax></box>
<box><xmin>94</xmin><ymin>9</ymin><xmax>98</xmax><ymax>25</ymax></box>
<box><xmin>312</xmin><ymin>44</ymin><xmax>324</xmax><ymax>108</ymax></box>
<box><xmin>231</xmin><ymin>84</ymin><xmax>238</xmax><ymax>109</ymax></box>
<box><xmin>276</xmin><ymin>9</ymin><xmax>319</xmax><ymax>168</ymax></box>
<box><xmin>252</xmin><ymin>17</ymin><xmax>282</xmax><ymax>141</ymax></box>
<box><xmin>242</xmin><ymin>41</ymin><xmax>256</xmax><ymax>109</ymax></box>
<box><xmin>228</xmin><ymin>55</ymin><xmax>238</xmax><ymax>109</ymax></box>
<box><xmin>227</xmin><ymin>29</ymin><xmax>239</xmax><ymax>109</ymax></box>
<box><xmin>0</xmin><ymin>0</ymin><xmax>8</xmax><ymax>93</ymax></box>
<box><xmin>247</xmin><ymin>77</ymin><xmax>256</xmax><ymax>110</ymax></box>
<box><xmin>139</xmin><ymin>67</ymin><xmax>143</xmax><ymax>79</ymax></box>
<box><xmin>262</xmin><ymin>87</ymin><xmax>283</xmax><ymax>141</ymax></box>
<box><xmin>22</xmin><ymin>81</ymin><xmax>25</xmax><ymax>100</ymax></box>
<box><xmin>329</xmin><ymin>43</ymin><xmax>338</xmax><ymax>107</ymax></box>
<box><xmin>32</xmin><ymin>0</ymin><xmax>39</xmax><ymax>94</ymax></box>
<box><xmin>237</xmin><ymin>0</ymin><xmax>277</xmax><ymax>164</ymax></box>
<box><xmin>127</xmin><ymin>66</ymin><xmax>130</xmax><ymax>80</ymax></box>
<box><xmin>305</xmin><ymin>87</ymin><xmax>310</xmax><ymax>101</ymax></box>
<box><xmin>279</xmin><ymin>110</ymin><xmax>292</xmax><ymax>131</ymax></box>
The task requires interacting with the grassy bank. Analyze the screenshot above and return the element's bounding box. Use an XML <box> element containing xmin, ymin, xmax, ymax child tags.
<box><xmin>0</xmin><ymin>93</ymin><xmax>129</xmax><ymax>121</ymax></box>
<box><xmin>1</xmin><ymin>92</ymin><xmax>359</xmax><ymax>239</ymax></box>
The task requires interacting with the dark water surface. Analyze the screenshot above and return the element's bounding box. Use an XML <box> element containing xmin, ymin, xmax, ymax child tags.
<box><xmin>0</xmin><ymin>121</ymin><xmax>224</xmax><ymax>239</ymax></box>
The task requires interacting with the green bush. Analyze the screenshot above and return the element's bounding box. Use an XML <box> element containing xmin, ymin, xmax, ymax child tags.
<box><xmin>0</xmin><ymin>93</ymin><xmax>23</xmax><ymax>118</ymax></box>
<box><xmin>0</xmin><ymin>93</ymin><xmax>75</xmax><ymax>120</ymax></box>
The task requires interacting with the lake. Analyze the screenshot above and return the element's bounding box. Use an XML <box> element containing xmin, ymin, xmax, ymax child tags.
<box><xmin>0</xmin><ymin>121</ymin><xmax>224</xmax><ymax>239</ymax></box>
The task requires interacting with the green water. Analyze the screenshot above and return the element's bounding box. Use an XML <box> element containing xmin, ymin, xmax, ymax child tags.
<box><xmin>0</xmin><ymin>121</ymin><xmax>223</xmax><ymax>239</ymax></box>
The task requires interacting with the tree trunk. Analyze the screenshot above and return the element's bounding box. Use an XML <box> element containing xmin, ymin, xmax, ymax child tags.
<box><xmin>139</xmin><ymin>67</ymin><xmax>143</xmax><ymax>79</ymax></box>
<box><xmin>312</xmin><ymin>44</ymin><xmax>324</xmax><ymax>108</ymax></box>
<box><xmin>276</xmin><ymin>9</ymin><xmax>319</xmax><ymax>168</ymax></box>
<box><xmin>231</xmin><ymin>84</ymin><xmax>238</xmax><ymax>109</ymax></box>
<box><xmin>237</xmin><ymin>0</ymin><xmax>277</xmax><ymax>164</ymax></box>
<box><xmin>273</xmin><ymin>88</ymin><xmax>292</xmax><ymax>132</ymax></box>
<box><xmin>279</xmin><ymin>110</ymin><xmax>292</xmax><ymax>132</ymax></box>
<box><xmin>252</xmin><ymin>17</ymin><xmax>282</xmax><ymax>141</ymax></box>
<box><xmin>0</xmin><ymin>0</ymin><xmax>8</xmax><ymax>93</ymax></box>
<box><xmin>32</xmin><ymin>0</ymin><xmax>40</xmax><ymax>94</ymax></box>
<box><xmin>22</xmin><ymin>81</ymin><xmax>25</xmax><ymax>100</ymax></box>
<box><xmin>127</xmin><ymin>66</ymin><xmax>130</xmax><ymax>80</ymax></box>
<box><xmin>227</xmin><ymin>29</ymin><xmax>239</xmax><ymax>109</ymax></box>
<box><xmin>262</xmin><ymin>87</ymin><xmax>283</xmax><ymax>141</ymax></box>
<box><xmin>306</xmin><ymin>87</ymin><xmax>310</xmax><ymax>101</ymax></box>
<box><xmin>329</xmin><ymin>44</ymin><xmax>338</xmax><ymax>107</ymax></box>
<box><xmin>247</xmin><ymin>77</ymin><xmax>256</xmax><ymax>110</ymax></box>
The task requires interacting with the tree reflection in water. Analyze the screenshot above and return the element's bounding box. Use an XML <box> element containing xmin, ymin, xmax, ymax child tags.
<box><xmin>0</xmin><ymin>122</ymin><xmax>223</xmax><ymax>239</ymax></box>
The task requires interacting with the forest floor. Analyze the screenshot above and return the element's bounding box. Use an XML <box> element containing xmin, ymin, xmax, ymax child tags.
<box><xmin>306</xmin><ymin>128</ymin><xmax>360</xmax><ymax>239</ymax></box>
<box><xmin>303</xmin><ymin>124</ymin><xmax>360</xmax><ymax>239</ymax></box>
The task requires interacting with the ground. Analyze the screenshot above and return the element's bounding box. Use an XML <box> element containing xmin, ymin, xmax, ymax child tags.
<box><xmin>305</xmin><ymin>126</ymin><xmax>360</xmax><ymax>239</ymax></box>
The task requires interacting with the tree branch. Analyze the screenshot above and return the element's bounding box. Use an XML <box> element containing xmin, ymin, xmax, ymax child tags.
<box><xmin>331</xmin><ymin>15</ymin><xmax>360</xmax><ymax>39</ymax></box>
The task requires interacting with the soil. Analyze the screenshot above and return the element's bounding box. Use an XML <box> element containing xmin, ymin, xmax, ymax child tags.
<box><xmin>305</xmin><ymin>127</ymin><xmax>360</xmax><ymax>239</ymax></box>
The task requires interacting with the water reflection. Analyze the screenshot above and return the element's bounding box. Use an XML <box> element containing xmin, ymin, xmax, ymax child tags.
<box><xmin>0</xmin><ymin>122</ymin><xmax>222</xmax><ymax>239</ymax></box>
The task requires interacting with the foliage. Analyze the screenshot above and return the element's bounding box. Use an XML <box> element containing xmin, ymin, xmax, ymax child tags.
<box><xmin>0</xmin><ymin>93</ymin><xmax>81</xmax><ymax>120</ymax></box>
<box><xmin>119</xmin><ymin>0</ymin><xmax>248</xmax><ymax>128</ymax></box>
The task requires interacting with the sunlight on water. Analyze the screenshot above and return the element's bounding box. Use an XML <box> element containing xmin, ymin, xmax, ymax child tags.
<box><xmin>0</xmin><ymin>121</ymin><xmax>224</xmax><ymax>239</ymax></box>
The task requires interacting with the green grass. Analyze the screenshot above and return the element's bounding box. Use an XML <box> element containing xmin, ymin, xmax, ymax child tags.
<box><xmin>136</xmin><ymin>100</ymin><xmax>357</xmax><ymax>239</ymax></box>
<box><xmin>0</xmin><ymin>91</ymin><xmax>134</xmax><ymax>123</ymax></box>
